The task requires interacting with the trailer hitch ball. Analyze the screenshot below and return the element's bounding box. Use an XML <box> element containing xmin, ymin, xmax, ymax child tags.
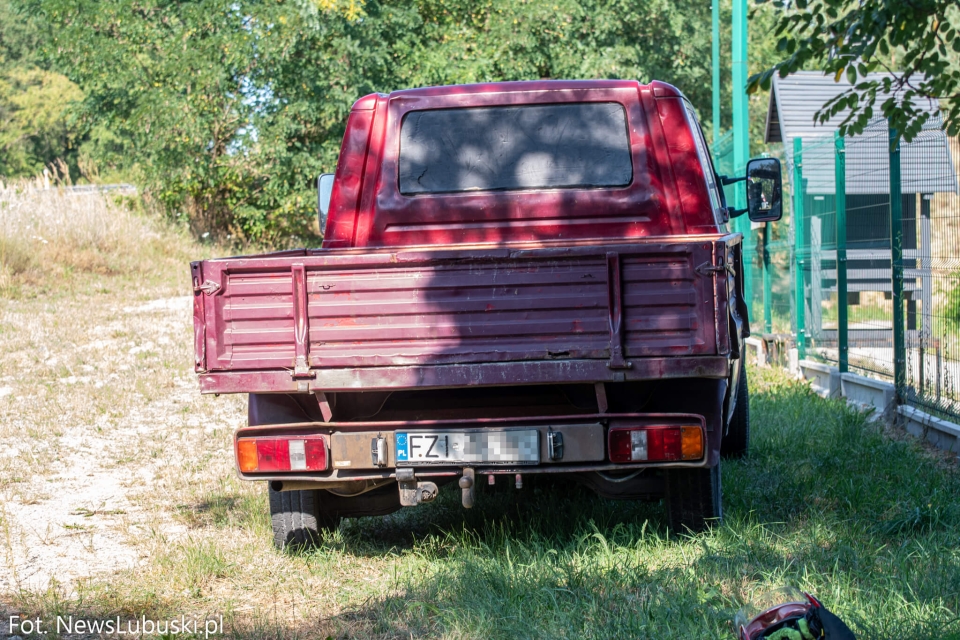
<box><xmin>459</xmin><ymin>468</ymin><xmax>475</xmax><ymax>508</ymax></box>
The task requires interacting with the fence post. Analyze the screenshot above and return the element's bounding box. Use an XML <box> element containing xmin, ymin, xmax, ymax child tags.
<box><xmin>793</xmin><ymin>138</ymin><xmax>806</xmax><ymax>360</ymax></box>
<box><xmin>732</xmin><ymin>0</ymin><xmax>752</xmax><ymax>327</ymax></box>
<box><xmin>889</xmin><ymin>127</ymin><xmax>905</xmax><ymax>400</ymax></box>
<box><xmin>712</xmin><ymin>0</ymin><xmax>720</xmax><ymax>143</ymax></box>
<box><xmin>835</xmin><ymin>132</ymin><xmax>848</xmax><ymax>373</ymax></box>
<box><xmin>763</xmin><ymin>222</ymin><xmax>772</xmax><ymax>333</ymax></box>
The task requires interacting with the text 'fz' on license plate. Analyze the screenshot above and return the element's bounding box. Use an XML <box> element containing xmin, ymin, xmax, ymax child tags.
<box><xmin>395</xmin><ymin>429</ymin><xmax>539</xmax><ymax>465</ymax></box>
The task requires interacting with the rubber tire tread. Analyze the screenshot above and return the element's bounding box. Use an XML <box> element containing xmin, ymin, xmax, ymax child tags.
<box><xmin>722</xmin><ymin>359</ymin><xmax>750</xmax><ymax>459</ymax></box>
<box><xmin>664</xmin><ymin>463</ymin><xmax>722</xmax><ymax>533</ymax></box>
<box><xmin>269</xmin><ymin>488</ymin><xmax>340</xmax><ymax>551</ymax></box>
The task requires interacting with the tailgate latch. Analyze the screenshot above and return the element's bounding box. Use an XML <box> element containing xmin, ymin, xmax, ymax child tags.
<box><xmin>194</xmin><ymin>280</ymin><xmax>221</xmax><ymax>295</ymax></box>
<box><xmin>695</xmin><ymin>259</ymin><xmax>735</xmax><ymax>277</ymax></box>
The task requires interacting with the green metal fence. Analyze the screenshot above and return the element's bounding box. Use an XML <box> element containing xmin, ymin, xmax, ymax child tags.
<box><xmin>721</xmin><ymin>119</ymin><xmax>960</xmax><ymax>421</ymax></box>
<box><xmin>714</xmin><ymin>131</ymin><xmax>793</xmax><ymax>340</ymax></box>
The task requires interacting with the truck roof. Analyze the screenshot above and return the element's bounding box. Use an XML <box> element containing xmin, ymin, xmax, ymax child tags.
<box><xmin>326</xmin><ymin>79</ymin><xmax>714</xmax><ymax>249</ymax></box>
<box><xmin>354</xmin><ymin>79</ymin><xmax>684</xmax><ymax>109</ymax></box>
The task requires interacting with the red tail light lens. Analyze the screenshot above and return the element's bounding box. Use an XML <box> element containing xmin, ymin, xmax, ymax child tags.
<box><xmin>256</xmin><ymin>439</ymin><xmax>291</xmax><ymax>472</ymax></box>
<box><xmin>236</xmin><ymin>435</ymin><xmax>328</xmax><ymax>473</ymax></box>
<box><xmin>608</xmin><ymin>426</ymin><xmax>703</xmax><ymax>463</ymax></box>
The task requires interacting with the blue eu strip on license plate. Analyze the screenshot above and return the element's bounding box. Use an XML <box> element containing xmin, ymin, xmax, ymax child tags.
<box><xmin>396</xmin><ymin>430</ymin><xmax>539</xmax><ymax>465</ymax></box>
<box><xmin>395</xmin><ymin>433</ymin><xmax>410</xmax><ymax>462</ymax></box>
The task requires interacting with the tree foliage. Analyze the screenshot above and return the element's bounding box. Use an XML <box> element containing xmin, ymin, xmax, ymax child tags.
<box><xmin>748</xmin><ymin>0</ymin><xmax>960</xmax><ymax>140</ymax></box>
<box><xmin>0</xmin><ymin>0</ymin><xmax>83</xmax><ymax>177</ymax></box>
<box><xmin>20</xmin><ymin>0</ymin><xmax>757</xmax><ymax>243</ymax></box>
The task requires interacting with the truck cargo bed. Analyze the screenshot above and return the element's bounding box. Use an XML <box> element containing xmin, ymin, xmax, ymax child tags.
<box><xmin>192</xmin><ymin>235</ymin><xmax>743</xmax><ymax>394</ymax></box>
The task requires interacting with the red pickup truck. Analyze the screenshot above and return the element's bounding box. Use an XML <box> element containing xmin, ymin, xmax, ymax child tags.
<box><xmin>191</xmin><ymin>79</ymin><xmax>782</xmax><ymax>549</ymax></box>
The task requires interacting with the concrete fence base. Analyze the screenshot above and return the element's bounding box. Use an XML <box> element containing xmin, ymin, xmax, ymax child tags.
<box><xmin>799</xmin><ymin>360</ymin><xmax>840</xmax><ymax>398</ymax></box>
<box><xmin>794</xmin><ymin>359</ymin><xmax>959</xmax><ymax>457</ymax></box>
<box><xmin>744</xmin><ymin>337</ymin><xmax>766</xmax><ymax>368</ymax></box>
<box><xmin>840</xmin><ymin>372</ymin><xmax>896</xmax><ymax>419</ymax></box>
<box><xmin>898</xmin><ymin>405</ymin><xmax>960</xmax><ymax>454</ymax></box>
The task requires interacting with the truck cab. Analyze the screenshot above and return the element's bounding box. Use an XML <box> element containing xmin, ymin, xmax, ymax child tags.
<box><xmin>190</xmin><ymin>79</ymin><xmax>782</xmax><ymax>548</ymax></box>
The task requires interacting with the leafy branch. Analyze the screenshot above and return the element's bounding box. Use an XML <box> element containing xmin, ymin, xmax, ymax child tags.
<box><xmin>747</xmin><ymin>0</ymin><xmax>960</xmax><ymax>140</ymax></box>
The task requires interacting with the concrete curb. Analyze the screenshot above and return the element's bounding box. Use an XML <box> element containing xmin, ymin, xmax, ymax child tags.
<box><xmin>898</xmin><ymin>405</ymin><xmax>960</xmax><ymax>454</ymax></box>
<box><xmin>799</xmin><ymin>360</ymin><xmax>840</xmax><ymax>398</ymax></box>
<box><xmin>795</xmin><ymin>359</ymin><xmax>959</xmax><ymax>457</ymax></box>
<box><xmin>744</xmin><ymin>337</ymin><xmax>765</xmax><ymax>368</ymax></box>
<box><xmin>840</xmin><ymin>372</ymin><xmax>896</xmax><ymax>420</ymax></box>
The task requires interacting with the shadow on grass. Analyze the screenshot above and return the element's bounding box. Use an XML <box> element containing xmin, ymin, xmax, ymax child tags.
<box><xmin>175</xmin><ymin>485</ymin><xmax>270</xmax><ymax>532</ymax></box>
<box><xmin>335</xmin><ymin>476</ymin><xmax>667</xmax><ymax>556</ymax></box>
<box><xmin>10</xmin><ymin>369</ymin><xmax>957</xmax><ymax>639</ymax></box>
<box><xmin>310</xmin><ymin>368</ymin><xmax>960</xmax><ymax>639</ymax></box>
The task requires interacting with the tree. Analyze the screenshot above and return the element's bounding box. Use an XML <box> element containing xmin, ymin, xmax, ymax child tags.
<box><xmin>0</xmin><ymin>67</ymin><xmax>82</xmax><ymax>177</ymax></box>
<box><xmin>29</xmin><ymin>1</ymin><xmax>271</xmax><ymax>236</ymax></box>
<box><xmin>27</xmin><ymin>0</ymin><xmax>397</xmax><ymax>241</ymax></box>
<box><xmin>26</xmin><ymin>0</ymin><xmax>752</xmax><ymax>243</ymax></box>
<box><xmin>747</xmin><ymin>0</ymin><xmax>960</xmax><ymax>140</ymax></box>
<box><xmin>0</xmin><ymin>0</ymin><xmax>83</xmax><ymax>178</ymax></box>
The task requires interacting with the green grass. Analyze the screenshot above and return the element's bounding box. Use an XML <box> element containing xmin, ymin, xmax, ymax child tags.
<box><xmin>310</xmin><ymin>367</ymin><xmax>960</xmax><ymax>639</ymax></box>
<box><xmin>6</xmin><ymin>367</ymin><xmax>959</xmax><ymax>639</ymax></box>
<box><xmin>6</xmin><ymin>193</ymin><xmax>958</xmax><ymax>638</ymax></box>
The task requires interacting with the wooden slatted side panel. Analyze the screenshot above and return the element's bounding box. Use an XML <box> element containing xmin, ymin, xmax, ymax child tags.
<box><xmin>201</xmin><ymin>239</ymin><xmax>726</xmax><ymax>372</ymax></box>
<box><xmin>211</xmin><ymin>270</ymin><xmax>296</xmax><ymax>369</ymax></box>
<box><xmin>621</xmin><ymin>243</ymin><xmax>716</xmax><ymax>356</ymax></box>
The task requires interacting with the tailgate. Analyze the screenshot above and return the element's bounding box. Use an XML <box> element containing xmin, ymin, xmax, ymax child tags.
<box><xmin>192</xmin><ymin>236</ymin><xmax>740</xmax><ymax>382</ymax></box>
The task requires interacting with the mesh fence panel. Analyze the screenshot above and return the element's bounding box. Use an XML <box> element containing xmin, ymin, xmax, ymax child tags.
<box><xmin>798</xmin><ymin>134</ymin><xmax>841</xmax><ymax>365</ymax></box>
<box><xmin>839</xmin><ymin>120</ymin><xmax>895</xmax><ymax>379</ymax></box>
<box><xmin>742</xmin><ymin>118</ymin><xmax>960</xmax><ymax>421</ymax></box>
<box><xmin>901</xmin><ymin>126</ymin><xmax>960</xmax><ymax>418</ymax></box>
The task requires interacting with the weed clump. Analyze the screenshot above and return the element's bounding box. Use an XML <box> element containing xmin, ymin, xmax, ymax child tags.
<box><xmin>0</xmin><ymin>170</ymin><xmax>194</xmax><ymax>293</ymax></box>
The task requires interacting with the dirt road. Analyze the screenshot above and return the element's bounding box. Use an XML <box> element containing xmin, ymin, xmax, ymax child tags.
<box><xmin>0</xmin><ymin>289</ymin><xmax>245</xmax><ymax>593</ymax></box>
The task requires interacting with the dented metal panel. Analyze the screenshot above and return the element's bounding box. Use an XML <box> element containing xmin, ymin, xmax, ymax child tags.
<box><xmin>199</xmin><ymin>356</ymin><xmax>730</xmax><ymax>394</ymax></box>
<box><xmin>332</xmin><ymin>431</ymin><xmax>397</xmax><ymax>470</ymax></box>
<box><xmin>196</xmin><ymin>236</ymin><xmax>734</xmax><ymax>392</ymax></box>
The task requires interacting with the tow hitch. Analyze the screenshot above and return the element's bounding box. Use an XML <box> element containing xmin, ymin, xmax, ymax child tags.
<box><xmin>459</xmin><ymin>467</ymin><xmax>475</xmax><ymax>508</ymax></box>
<box><xmin>396</xmin><ymin>468</ymin><xmax>438</xmax><ymax>506</ymax></box>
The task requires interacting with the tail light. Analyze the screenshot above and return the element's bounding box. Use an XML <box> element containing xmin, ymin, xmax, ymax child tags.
<box><xmin>608</xmin><ymin>426</ymin><xmax>703</xmax><ymax>463</ymax></box>
<box><xmin>236</xmin><ymin>435</ymin><xmax>328</xmax><ymax>473</ymax></box>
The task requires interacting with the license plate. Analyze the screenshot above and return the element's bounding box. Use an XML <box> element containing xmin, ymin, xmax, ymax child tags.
<box><xmin>396</xmin><ymin>429</ymin><xmax>539</xmax><ymax>465</ymax></box>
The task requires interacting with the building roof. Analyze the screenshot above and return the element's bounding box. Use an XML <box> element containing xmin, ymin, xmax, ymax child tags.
<box><xmin>766</xmin><ymin>71</ymin><xmax>957</xmax><ymax>194</ymax></box>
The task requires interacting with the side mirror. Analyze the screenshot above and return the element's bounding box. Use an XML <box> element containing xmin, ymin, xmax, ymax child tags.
<box><xmin>745</xmin><ymin>158</ymin><xmax>782</xmax><ymax>223</ymax></box>
<box><xmin>317</xmin><ymin>173</ymin><xmax>335</xmax><ymax>235</ymax></box>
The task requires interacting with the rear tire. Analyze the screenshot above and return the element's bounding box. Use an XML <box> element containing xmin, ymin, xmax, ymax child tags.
<box><xmin>722</xmin><ymin>359</ymin><xmax>750</xmax><ymax>459</ymax></box>
<box><xmin>269</xmin><ymin>487</ymin><xmax>340</xmax><ymax>551</ymax></box>
<box><xmin>664</xmin><ymin>463</ymin><xmax>722</xmax><ymax>533</ymax></box>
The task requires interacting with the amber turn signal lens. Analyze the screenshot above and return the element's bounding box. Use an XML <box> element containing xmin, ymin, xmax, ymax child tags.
<box><xmin>680</xmin><ymin>426</ymin><xmax>703</xmax><ymax>460</ymax></box>
<box><xmin>237</xmin><ymin>439</ymin><xmax>259</xmax><ymax>472</ymax></box>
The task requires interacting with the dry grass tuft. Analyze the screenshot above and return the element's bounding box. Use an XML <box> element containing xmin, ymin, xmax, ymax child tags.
<box><xmin>0</xmin><ymin>172</ymin><xmax>195</xmax><ymax>293</ymax></box>
<box><xmin>0</xmin><ymin>180</ymin><xmax>957</xmax><ymax>638</ymax></box>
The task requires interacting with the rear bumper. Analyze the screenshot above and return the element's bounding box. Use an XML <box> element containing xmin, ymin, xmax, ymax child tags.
<box><xmin>234</xmin><ymin>412</ymin><xmax>716</xmax><ymax>484</ymax></box>
<box><xmin>202</xmin><ymin>356</ymin><xmax>730</xmax><ymax>394</ymax></box>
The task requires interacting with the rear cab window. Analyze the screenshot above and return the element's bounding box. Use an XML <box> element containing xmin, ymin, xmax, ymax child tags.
<box><xmin>399</xmin><ymin>103</ymin><xmax>633</xmax><ymax>194</ymax></box>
